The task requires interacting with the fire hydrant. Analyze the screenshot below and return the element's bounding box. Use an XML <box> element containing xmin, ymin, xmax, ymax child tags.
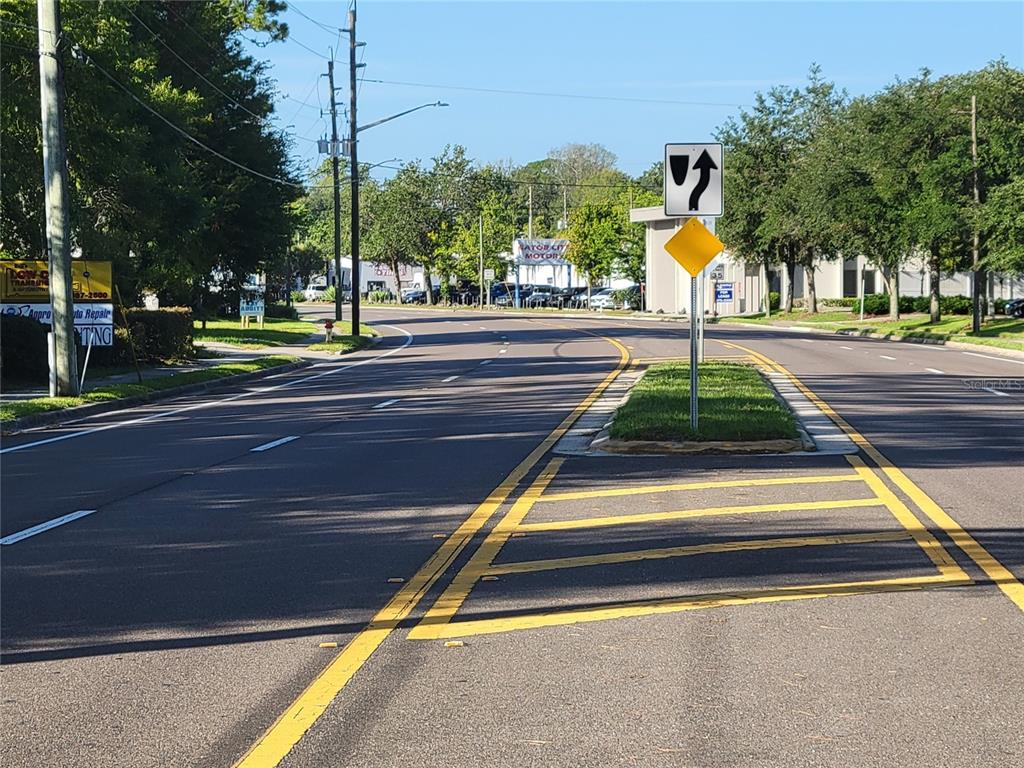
<box><xmin>324</xmin><ymin>319</ymin><xmax>334</xmax><ymax>342</ymax></box>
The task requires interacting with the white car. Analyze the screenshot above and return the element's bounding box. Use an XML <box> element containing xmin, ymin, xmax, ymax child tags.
<box><xmin>588</xmin><ymin>288</ymin><xmax>617</xmax><ymax>310</ymax></box>
<box><xmin>303</xmin><ymin>282</ymin><xmax>328</xmax><ymax>301</ymax></box>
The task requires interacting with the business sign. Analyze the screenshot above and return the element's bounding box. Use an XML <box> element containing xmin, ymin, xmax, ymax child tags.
<box><xmin>512</xmin><ymin>239</ymin><xmax>569</xmax><ymax>266</ymax></box>
<box><xmin>715</xmin><ymin>283</ymin><xmax>734</xmax><ymax>302</ymax></box>
<box><xmin>664</xmin><ymin>143</ymin><xmax>723</xmax><ymax>217</ymax></box>
<box><xmin>0</xmin><ymin>302</ymin><xmax>114</xmax><ymax>346</ymax></box>
<box><xmin>239</xmin><ymin>294</ymin><xmax>265</xmax><ymax>317</ymax></box>
<box><xmin>0</xmin><ymin>260</ymin><xmax>113</xmax><ymax>303</ymax></box>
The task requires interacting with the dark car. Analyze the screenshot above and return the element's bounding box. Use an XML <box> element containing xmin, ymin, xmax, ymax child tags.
<box><xmin>525</xmin><ymin>286</ymin><xmax>557</xmax><ymax>307</ymax></box>
<box><xmin>1005</xmin><ymin>297</ymin><xmax>1024</xmax><ymax>318</ymax></box>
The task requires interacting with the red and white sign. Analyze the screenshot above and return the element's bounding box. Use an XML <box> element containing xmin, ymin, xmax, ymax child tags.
<box><xmin>513</xmin><ymin>239</ymin><xmax>569</xmax><ymax>266</ymax></box>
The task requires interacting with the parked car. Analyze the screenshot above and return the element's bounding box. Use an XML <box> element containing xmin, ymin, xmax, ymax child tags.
<box><xmin>525</xmin><ymin>286</ymin><xmax>557</xmax><ymax>307</ymax></box>
<box><xmin>303</xmin><ymin>282</ymin><xmax>328</xmax><ymax>301</ymax></box>
<box><xmin>1005</xmin><ymin>298</ymin><xmax>1024</xmax><ymax>318</ymax></box>
<box><xmin>401</xmin><ymin>288</ymin><xmax>427</xmax><ymax>304</ymax></box>
<box><xmin>587</xmin><ymin>288</ymin><xmax>617</xmax><ymax>310</ymax></box>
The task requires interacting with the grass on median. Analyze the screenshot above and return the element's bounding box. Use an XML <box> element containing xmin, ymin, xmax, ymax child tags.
<box><xmin>610</xmin><ymin>362</ymin><xmax>798</xmax><ymax>443</ymax></box>
<box><xmin>307</xmin><ymin>324</ymin><xmax>377</xmax><ymax>353</ymax></box>
<box><xmin>0</xmin><ymin>355</ymin><xmax>299</xmax><ymax>422</ymax></box>
<box><xmin>193</xmin><ymin>317</ymin><xmax>320</xmax><ymax>347</ymax></box>
<box><xmin>832</xmin><ymin>316</ymin><xmax>1024</xmax><ymax>351</ymax></box>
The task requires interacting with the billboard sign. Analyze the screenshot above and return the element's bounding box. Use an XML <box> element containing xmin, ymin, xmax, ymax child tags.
<box><xmin>512</xmin><ymin>239</ymin><xmax>569</xmax><ymax>266</ymax></box>
<box><xmin>0</xmin><ymin>302</ymin><xmax>114</xmax><ymax>346</ymax></box>
<box><xmin>0</xmin><ymin>260</ymin><xmax>113</xmax><ymax>303</ymax></box>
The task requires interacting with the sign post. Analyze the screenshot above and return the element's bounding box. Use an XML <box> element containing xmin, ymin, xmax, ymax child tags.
<box><xmin>663</xmin><ymin>143</ymin><xmax>725</xmax><ymax>431</ymax></box>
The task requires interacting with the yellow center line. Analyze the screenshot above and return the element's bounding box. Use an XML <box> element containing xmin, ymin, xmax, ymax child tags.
<box><xmin>516</xmin><ymin>497</ymin><xmax>884</xmax><ymax>533</ymax></box>
<box><xmin>718</xmin><ymin>339</ymin><xmax>1022</xmax><ymax>612</ymax></box>
<box><xmin>487</xmin><ymin>530</ymin><xmax>914</xmax><ymax>576</ymax></box>
<box><xmin>233</xmin><ymin>329</ymin><xmax>629</xmax><ymax>767</ymax></box>
<box><xmin>537</xmin><ymin>473</ymin><xmax>862</xmax><ymax>503</ymax></box>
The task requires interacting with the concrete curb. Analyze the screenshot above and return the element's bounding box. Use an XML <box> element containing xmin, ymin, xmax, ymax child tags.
<box><xmin>1</xmin><ymin>360</ymin><xmax>311</xmax><ymax>437</ymax></box>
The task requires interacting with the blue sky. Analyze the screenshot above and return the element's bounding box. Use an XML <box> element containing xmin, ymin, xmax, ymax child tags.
<box><xmin>249</xmin><ymin>1</ymin><xmax>1024</xmax><ymax>182</ymax></box>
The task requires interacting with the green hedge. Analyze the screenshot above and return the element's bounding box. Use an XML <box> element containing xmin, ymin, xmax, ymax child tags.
<box><xmin>821</xmin><ymin>297</ymin><xmax>860</xmax><ymax>308</ymax></box>
<box><xmin>0</xmin><ymin>314</ymin><xmax>49</xmax><ymax>383</ymax></box>
<box><xmin>265</xmin><ymin>303</ymin><xmax>299</xmax><ymax>320</ymax></box>
<box><xmin>93</xmin><ymin>307</ymin><xmax>193</xmax><ymax>365</ymax></box>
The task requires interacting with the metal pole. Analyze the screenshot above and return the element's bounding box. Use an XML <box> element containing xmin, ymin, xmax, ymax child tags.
<box><xmin>327</xmin><ymin>58</ymin><xmax>343</xmax><ymax>323</ymax></box>
<box><xmin>970</xmin><ymin>93</ymin><xmax>982</xmax><ymax>332</ymax></box>
<box><xmin>37</xmin><ymin>0</ymin><xmax>79</xmax><ymax>395</ymax></box>
<box><xmin>859</xmin><ymin>261</ymin><xmax>866</xmax><ymax>321</ymax></box>
<box><xmin>349</xmin><ymin>6</ymin><xmax>361</xmax><ymax>336</ymax></box>
<box><xmin>690</xmin><ymin>274</ymin><xmax>698</xmax><ymax>432</ymax></box>
<box><xmin>528</xmin><ymin>185</ymin><xmax>533</xmax><ymax>239</ymax></box>
<box><xmin>479</xmin><ymin>214</ymin><xmax>484</xmax><ymax>309</ymax></box>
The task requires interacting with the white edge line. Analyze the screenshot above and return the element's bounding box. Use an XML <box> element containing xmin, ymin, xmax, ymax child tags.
<box><xmin>839</xmin><ymin>345</ymin><xmax>854</xmax><ymax>350</ymax></box>
<box><xmin>250</xmin><ymin>435</ymin><xmax>300</xmax><ymax>453</ymax></box>
<box><xmin>373</xmin><ymin>398</ymin><xmax>401</xmax><ymax>409</ymax></box>
<box><xmin>981</xmin><ymin>387</ymin><xmax>1010</xmax><ymax>398</ymax></box>
<box><xmin>925</xmin><ymin>368</ymin><xmax>944</xmax><ymax>375</ymax></box>
<box><xmin>1</xmin><ymin>326</ymin><xmax>415</xmax><ymax>455</ymax></box>
<box><xmin>962</xmin><ymin>350</ymin><xmax>1024</xmax><ymax>366</ymax></box>
<box><xmin>441</xmin><ymin>375</ymin><xmax>458</xmax><ymax>383</ymax></box>
<box><xmin>1</xmin><ymin>510</ymin><xmax>96</xmax><ymax>546</ymax></box>
<box><xmin>480</xmin><ymin>360</ymin><xmax>493</xmax><ymax>366</ymax></box>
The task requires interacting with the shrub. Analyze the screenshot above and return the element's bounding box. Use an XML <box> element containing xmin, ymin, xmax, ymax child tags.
<box><xmin>290</xmin><ymin>290</ymin><xmax>306</xmax><ymax>304</ymax></box>
<box><xmin>912</xmin><ymin>295</ymin><xmax>931</xmax><ymax>313</ymax></box>
<box><xmin>861</xmin><ymin>293</ymin><xmax>890</xmax><ymax>315</ymax></box>
<box><xmin>898</xmin><ymin>295</ymin><xmax>916</xmax><ymax>314</ymax></box>
<box><xmin>821</xmin><ymin>297</ymin><xmax>859</xmax><ymax>308</ymax></box>
<box><xmin>768</xmin><ymin>291</ymin><xmax>780</xmax><ymax>311</ymax></box>
<box><xmin>995</xmin><ymin>297</ymin><xmax>1007</xmax><ymax>314</ymax></box>
<box><xmin>265</xmin><ymin>303</ymin><xmax>299</xmax><ymax>320</ymax></box>
<box><xmin>941</xmin><ymin>295</ymin><xmax>972</xmax><ymax>315</ymax></box>
<box><xmin>0</xmin><ymin>314</ymin><xmax>49</xmax><ymax>384</ymax></box>
<box><xmin>368</xmin><ymin>289</ymin><xmax>393</xmax><ymax>304</ymax></box>
<box><xmin>127</xmin><ymin>307</ymin><xmax>192</xmax><ymax>359</ymax></box>
<box><xmin>321</xmin><ymin>285</ymin><xmax>336</xmax><ymax>303</ymax></box>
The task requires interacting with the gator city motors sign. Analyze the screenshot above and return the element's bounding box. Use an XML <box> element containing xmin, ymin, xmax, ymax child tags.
<box><xmin>512</xmin><ymin>239</ymin><xmax>569</xmax><ymax>266</ymax></box>
<box><xmin>0</xmin><ymin>259</ymin><xmax>113</xmax><ymax>302</ymax></box>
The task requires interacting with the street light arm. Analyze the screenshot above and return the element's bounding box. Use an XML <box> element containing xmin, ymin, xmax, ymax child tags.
<box><xmin>356</xmin><ymin>101</ymin><xmax>448</xmax><ymax>133</ymax></box>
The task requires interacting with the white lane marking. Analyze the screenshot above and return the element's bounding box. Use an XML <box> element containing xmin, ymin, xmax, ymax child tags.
<box><xmin>479</xmin><ymin>326</ymin><xmax>487</xmax><ymax>330</ymax></box>
<box><xmin>839</xmin><ymin>345</ymin><xmax>854</xmax><ymax>350</ymax></box>
<box><xmin>1</xmin><ymin>510</ymin><xmax>96</xmax><ymax>546</ymax></box>
<box><xmin>373</xmin><ymin>399</ymin><xmax>401</xmax><ymax>409</ymax></box>
<box><xmin>879</xmin><ymin>355</ymin><xmax>897</xmax><ymax>361</ymax></box>
<box><xmin>442</xmin><ymin>375</ymin><xmax>459</xmax><ymax>383</ymax></box>
<box><xmin>925</xmin><ymin>368</ymin><xmax>944</xmax><ymax>375</ymax></box>
<box><xmin>962</xmin><ymin>351</ymin><xmax>1024</xmax><ymax>366</ymax></box>
<box><xmin>801</xmin><ymin>339</ymin><xmax>815</xmax><ymax>343</ymax></box>
<box><xmin>499</xmin><ymin>349</ymin><xmax>507</xmax><ymax>354</ymax></box>
<box><xmin>250</xmin><ymin>435</ymin><xmax>300</xmax><ymax>453</ymax></box>
<box><xmin>502</xmin><ymin>341</ymin><xmax>509</xmax><ymax>345</ymax></box>
<box><xmin>1</xmin><ymin>326</ymin><xmax>415</xmax><ymax>455</ymax></box>
<box><xmin>480</xmin><ymin>360</ymin><xmax>493</xmax><ymax>366</ymax></box>
<box><xmin>982</xmin><ymin>387</ymin><xmax>1010</xmax><ymax>398</ymax></box>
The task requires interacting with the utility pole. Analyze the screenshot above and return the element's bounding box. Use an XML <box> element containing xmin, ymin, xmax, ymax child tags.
<box><xmin>37</xmin><ymin>0</ymin><xmax>79</xmax><ymax>396</ymax></box>
<box><xmin>348</xmin><ymin>5</ymin><xmax>361</xmax><ymax>337</ymax></box>
<box><xmin>326</xmin><ymin>57</ymin><xmax>343</xmax><ymax>322</ymax></box>
<box><xmin>970</xmin><ymin>94</ymin><xmax>982</xmax><ymax>333</ymax></box>
<box><xmin>478</xmin><ymin>213</ymin><xmax>484</xmax><ymax>309</ymax></box>
<box><xmin>528</xmin><ymin>185</ymin><xmax>533</xmax><ymax>239</ymax></box>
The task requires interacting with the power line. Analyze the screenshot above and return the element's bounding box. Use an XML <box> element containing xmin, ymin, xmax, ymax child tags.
<box><xmin>363</xmin><ymin>79</ymin><xmax>752</xmax><ymax>108</ymax></box>
<box><xmin>287</xmin><ymin>1</ymin><xmax>342</xmax><ymax>34</ymax></box>
<box><xmin>71</xmin><ymin>40</ymin><xmax>304</xmax><ymax>189</ymax></box>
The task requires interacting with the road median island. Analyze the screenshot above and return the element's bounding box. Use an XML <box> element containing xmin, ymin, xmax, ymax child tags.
<box><xmin>307</xmin><ymin>324</ymin><xmax>378</xmax><ymax>354</ymax></box>
<box><xmin>0</xmin><ymin>355</ymin><xmax>303</xmax><ymax>429</ymax></box>
<box><xmin>604</xmin><ymin>361</ymin><xmax>802</xmax><ymax>454</ymax></box>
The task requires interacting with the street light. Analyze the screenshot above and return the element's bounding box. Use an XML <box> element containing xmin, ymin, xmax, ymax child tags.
<box><xmin>349</xmin><ymin>100</ymin><xmax>448</xmax><ymax>335</ymax></box>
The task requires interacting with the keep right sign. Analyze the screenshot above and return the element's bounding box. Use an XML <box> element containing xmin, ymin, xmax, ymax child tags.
<box><xmin>664</xmin><ymin>143</ymin><xmax>723</xmax><ymax>217</ymax></box>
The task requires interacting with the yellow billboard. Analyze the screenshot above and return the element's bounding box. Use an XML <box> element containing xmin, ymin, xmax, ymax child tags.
<box><xmin>0</xmin><ymin>260</ymin><xmax>113</xmax><ymax>302</ymax></box>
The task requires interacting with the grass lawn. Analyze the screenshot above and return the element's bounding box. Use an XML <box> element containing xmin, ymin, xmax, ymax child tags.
<box><xmin>724</xmin><ymin>310</ymin><xmax>856</xmax><ymax>325</ymax></box>
<box><xmin>0</xmin><ymin>355</ymin><xmax>299</xmax><ymax>422</ymax></box>
<box><xmin>307</xmin><ymin>324</ymin><xmax>377</xmax><ymax>353</ymax></box>
<box><xmin>833</xmin><ymin>315</ymin><xmax>1024</xmax><ymax>351</ymax></box>
<box><xmin>610</xmin><ymin>362</ymin><xmax>797</xmax><ymax>443</ymax></box>
<box><xmin>193</xmin><ymin>317</ymin><xmax>321</xmax><ymax>347</ymax></box>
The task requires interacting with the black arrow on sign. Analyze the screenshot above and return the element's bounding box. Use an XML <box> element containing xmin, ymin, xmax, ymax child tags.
<box><xmin>688</xmin><ymin>149</ymin><xmax>718</xmax><ymax>210</ymax></box>
<box><xmin>669</xmin><ymin>154</ymin><xmax>689</xmax><ymax>187</ymax></box>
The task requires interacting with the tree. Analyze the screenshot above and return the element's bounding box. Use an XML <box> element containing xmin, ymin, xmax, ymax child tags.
<box><xmin>565</xmin><ymin>203</ymin><xmax>618</xmax><ymax>297</ymax></box>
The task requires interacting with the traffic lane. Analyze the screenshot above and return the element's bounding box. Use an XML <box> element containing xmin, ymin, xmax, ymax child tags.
<box><xmin>282</xmin><ymin>450</ymin><xmax>1023</xmax><ymax>768</ymax></box>
<box><xmin>0</xmin><ymin>319</ymin><xmax>505</xmax><ymax>537</ymax></box>
<box><xmin>0</xmin><ymin>330</ymin><xmax>622</xmax><ymax>768</ymax></box>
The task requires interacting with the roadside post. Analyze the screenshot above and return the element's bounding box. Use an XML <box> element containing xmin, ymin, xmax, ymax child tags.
<box><xmin>663</xmin><ymin>143</ymin><xmax>724</xmax><ymax>431</ymax></box>
<box><xmin>484</xmin><ymin>267</ymin><xmax>495</xmax><ymax>307</ymax></box>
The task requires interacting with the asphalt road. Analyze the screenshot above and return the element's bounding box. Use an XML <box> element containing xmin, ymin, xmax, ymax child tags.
<box><xmin>1</xmin><ymin>306</ymin><xmax>1021</xmax><ymax>768</ymax></box>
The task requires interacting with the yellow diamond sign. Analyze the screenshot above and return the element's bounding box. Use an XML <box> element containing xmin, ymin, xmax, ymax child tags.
<box><xmin>664</xmin><ymin>218</ymin><xmax>724</xmax><ymax>277</ymax></box>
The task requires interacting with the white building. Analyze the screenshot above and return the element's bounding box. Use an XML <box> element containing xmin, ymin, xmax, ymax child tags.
<box><xmin>630</xmin><ymin>206</ymin><xmax>1023</xmax><ymax>315</ymax></box>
